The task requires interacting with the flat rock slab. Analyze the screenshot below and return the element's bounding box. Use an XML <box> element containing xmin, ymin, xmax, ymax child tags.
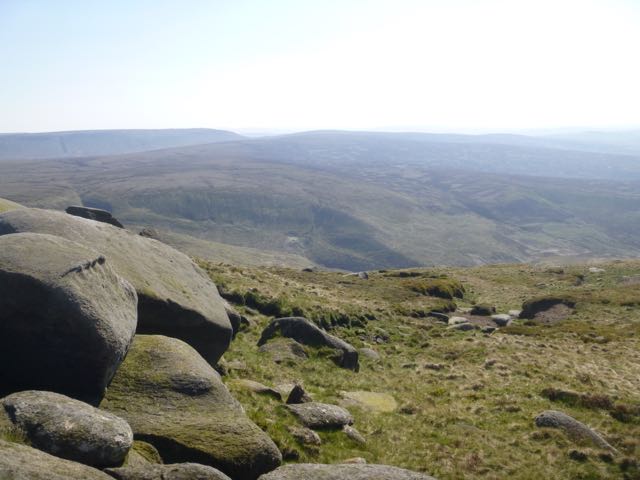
<box><xmin>230</xmin><ymin>379</ymin><xmax>282</xmax><ymax>400</ymax></box>
<box><xmin>258</xmin><ymin>317</ymin><xmax>359</xmax><ymax>371</ymax></box>
<box><xmin>101</xmin><ymin>335</ymin><xmax>281</xmax><ymax>480</ymax></box>
<box><xmin>0</xmin><ymin>439</ymin><xmax>112</xmax><ymax>480</ymax></box>
<box><xmin>0</xmin><ymin>208</ymin><xmax>232</xmax><ymax>365</ymax></box>
<box><xmin>105</xmin><ymin>463</ymin><xmax>232</xmax><ymax>480</ymax></box>
<box><xmin>259</xmin><ymin>338</ymin><xmax>308</xmax><ymax>364</ymax></box>
<box><xmin>286</xmin><ymin>402</ymin><xmax>354</xmax><ymax>429</ymax></box>
<box><xmin>66</xmin><ymin>206</ymin><xmax>124</xmax><ymax>228</ymax></box>
<box><xmin>1</xmin><ymin>390</ymin><xmax>132</xmax><ymax>467</ymax></box>
<box><xmin>535</xmin><ymin>410</ymin><xmax>617</xmax><ymax>452</ymax></box>
<box><xmin>258</xmin><ymin>463</ymin><xmax>437</xmax><ymax>480</ymax></box>
<box><xmin>0</xmin><ymin>232</ymin><xmax>137</xmax><ymax>403</ymax></box>
<box><xmin>341</xmin><ymin>391</ymin><xmax>397</xmax><ymax>412</ymax></box>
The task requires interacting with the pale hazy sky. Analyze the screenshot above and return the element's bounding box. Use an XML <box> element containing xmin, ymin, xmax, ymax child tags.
<box><xmin>1</xmin><ymin>0</ymin><xmax>639</xmax><ymax>133</ymax></box>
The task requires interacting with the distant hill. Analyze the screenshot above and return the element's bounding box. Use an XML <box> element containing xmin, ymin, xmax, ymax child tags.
<box><xmin>1</xmin><ymin>129</ymin><xmax>640</xmax><ymax>270</ymax></box>
<box><xmin>0</xmin><ymin>128</ymin><xmax>242</xmax><ymax>160</ymax></box>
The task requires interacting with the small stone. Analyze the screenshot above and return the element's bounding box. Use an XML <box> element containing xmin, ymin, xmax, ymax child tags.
<box><xmin>343</xmin><ymin>425</ymin><xmax>366</xmax><ymax>444</ymax></box>
<box><xmin>491</xmin><ymin>314</ymin><xmax>512</xmax><ymax>327</ymax></box>
<box><xmin>288</xmin><ymin>426</ymin><xmax>321</xmax><ymax>446</ymax></box>
<box><xmin>448</xmin><ymin>316</ymin><xmax>469</xmax><ymax>325</ymax></box>
<box><xmin>286</xmin><ymin>384</ymin><xmax>313</xmax><ymax>404</ymax></box>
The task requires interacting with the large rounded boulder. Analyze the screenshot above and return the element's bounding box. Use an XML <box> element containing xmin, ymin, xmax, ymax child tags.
<box><xmin>0</xmin><ymin>208</ymin><xmax>232</xmax><ymax>365</ymax></box>
<box><xmin>0</xmin><ymin>439</ymin><xmax>112</xmax><ymax>480</ymax></box>
<box><xmin>1</xmin><ymin>390</ymin><xmax>133</xmax><ymax>467</ymax></box>
<box><xmin>100</xmin><ymin>335</ymin><xmax>282</xmax><ymax>480</ymax></box>
<box><xmin>0</xmin><ymin>232</ymin><xmax>137</xmax><ymax>404</ymax></box>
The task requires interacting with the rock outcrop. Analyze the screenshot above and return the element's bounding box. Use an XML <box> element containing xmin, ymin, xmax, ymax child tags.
<box><xmin>0</xmin><ymin>439</ymin><xmax>112</xmax><ymax>479</ymax></box>
<box><xmin>257</xmin><ymin>463</ymin><xmax>437</xmax><ymax>480</ymax></box>
<box><xmin>286</xmin><ymin>402</ymin><xmax>354</xmax><ymax>429</ymax></box>
<box><xmin>258</xmin><ymin>317</ymin><xmax>359</xmax><ymax>371</ymax></box>
<box><xmin>101</xmin><ymin>335</ymin><xmax>281</xmax><ymax>480</ymax></box>
<box><xmin>0</xmin><ymin>232</ymin><xmax>137</xmax><ymax>403</ymax></box>
<box><xmin>65</xmin><ymin>206</ymin><xmax>124</xmax><ymax>228</ymax></box>
<box><xmin>106</xmin><ymin>463</ymin><xmax>232</xmax><ymax>480</ymax></box>
<box><xmin>534</xmin><ymin>410</ymin><xmax>617</xmax><ymax>452</ymax></box>
<box><xmin>1</xmin><ymin>390</ymin><xmax>132</xmax><ymax>467</ymax></box>
<box><xmin>0</xmin><ymin>208</ymin><xmax>232</xmax><ymax>365</ymax></box>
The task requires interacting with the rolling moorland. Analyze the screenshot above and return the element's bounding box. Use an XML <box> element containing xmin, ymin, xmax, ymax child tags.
<box><xmin>0</xmin><ymin>129</ymin><xmax>640</xmax><ymax>269</ymax></box>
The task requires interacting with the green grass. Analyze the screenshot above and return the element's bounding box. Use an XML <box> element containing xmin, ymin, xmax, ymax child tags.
<box><xmin>200</xmin><ymin>259</ymin><xmax>640</xmax><ymax>479</ymax></box>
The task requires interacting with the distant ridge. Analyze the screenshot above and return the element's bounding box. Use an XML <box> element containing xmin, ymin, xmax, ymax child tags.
<box><xmin>0</xmin><ymin>128</ymin><xmax>243</xmax><ymax>160</ymax></box>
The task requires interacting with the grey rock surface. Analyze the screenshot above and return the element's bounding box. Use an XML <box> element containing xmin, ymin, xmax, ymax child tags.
<box><xmin>0</xmin><ymin>232</ymin><xmax>137</xmax><ymax>403</ymax></box>
<box><xmin>0</xmin><ymin>208</ymin><xmax>232</xmax><ymax>365</ymax></box>
<box><xmin>258</xmin><ymin>317</ymin><xmax>358</xmax><ymax>371</ymax></box>
<box><xmin>65</xmin><ymin>206</ymin><xmax>124</xmax><ymax>228</ymax></box>
<box><xmin>0</xmin><ymin>439</ymin><xmax>112</xmax><ymax>480</ymax></box>
<box><xmin>105</xmin><ymin>463</ymin><xmax>232</xmax><ymax>480</ymax></box>
<box><xmin>535</xmin><ymin>410</ymin><xmax>617</xmax><ymax>452</ymax></box>
<box><xmin>257</xmin><ymin>463</ymin><xmax>437</xmax><ymax>480</ymax></box>
<box><xmin>286</xmin><ymin>402</ymin><xmax>354</xmax><ymax>429</ymax></box>
<box><xmin>1</xmin><ymin>390</ymin><xmax>132</xmax><ymax>467</ymax></box>
<box><xmin>101</xmin><ymin>335</ymin><xmax>281</xmax><ymax>480</ymax></box>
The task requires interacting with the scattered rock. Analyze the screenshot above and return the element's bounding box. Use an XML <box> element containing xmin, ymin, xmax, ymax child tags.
<box><xmin>65</xmin><ymin>206</ymin><xmax>124</xmax><ymax>228</ymax></box>
<box><xmin>286</xmin><ymin>384</ymin><xmax>313</xmax><ymax>404</ymax></box>
<box><xmin>470</xmin><ymin>304</ymin><xmax>495</xmax><ymax>316</ymax></box>
<box><xmin>358</xmin><ymin>348</ymin><xmax>380</xmax><ymax>361</ymax></box>
<box><xmin>286</xmin><ymin>402</ymin><xmax>354</xmax><ymax>429</ymax></box>
<box><xmin>342</xmin><ymin>425</ymin><xmax>366</xmax><ymax>444</ymax></box>
<box><xmin>427</xmin><ymin>311</ymin><xmax>449</xmax><ymax>322</ymax></box>
<box><xmin>521</xmin><ymin>296</ymin><xmax>576</xmax><ymax>322</ymax></box>
<box><xmin>100</xmin><ymin>335</ymin><xmax>282</xmax><ymax>480</ymax></box>
<box><xmin>448</xmin><ymin>316</ymin><xmax>469</xmax><ymax>326</ymax></box>
<box><xmin>0</xmin><ymin>439</ymin><xmax>112</xmax><ymax>479</ymax></box>
<box><xmin>287</xmin><ymin>426</ymin><xmax>321</xmax><ymax>446</ymax></box>
<box><xmin>508</xmin><ymin>310</ymin><xmax>522</xmax><ymax>318</ymax></box>
<box><xmin>491</xmin><ymin>314</ymin><xmax>512</xmax><ymax>327</ymax></box>
<box><xmin>588</xmin><ymin>267</ymin><xmax>605</xmax><ymax>273</ymax></box>
<box><xmin>259</xmin><ymin>338</ymin><xmax>308</xmax><ymax>364</ymax></box>
<box><xmin>341</xmin><ymin>391</ymin><xmax>397</xmax><ymax>412</ymax></box>
<box><xmin>138</xmin><ymin>227</ymin><xmax>158</xmax><ymax>239</ymax></box>
<box><xmin>258</xmin><ymin>317</ymin><xmax>359</xmax><ymax>371</ymax></box>
<box><xmin>257</xmin><ymin>463</ymin><xmax>437</xmax><ymax>480</ymax></box>
<box><xmin>0</xmin><ymin>208</ymin><xmax>232</xmax><ymax>366</ymax></box>
<box><xmin>481</xmin><ymin>326</ymin><xmax>497</xmax><ymax>334</ymax></box>
<box><xmin>448</xmin><ymin>323</ymin><xmax>476</xmax><ymax>331</ymax></box>
<box><xmin>0</xmin><ymin>232</ymin><xmax>137</xmax><ymax>404</ymax></box>
<box><xmin>105</xmin><ymin>463</ymin><xmax>232</xmax><ymax>480</ymax></box>
<box><xmin>424</xmin><ymin>363</ymin><xmax>445</xmax><ymax>371</ymax></box>
<box><xmin>231</xmin><ymin>379</ymin><xmax>282</xmax><ymax>401</ymax></box>
<box><xmin>534</xmin><ymin>410</ymin><xmax>617</xmax><ymax>452</ymax></box>
<box><xmin>1</xmin><ymin>390</ymin><xmax>132</xmax><ymax>468</ymax></box>
<box><xmin>226</xmin><ymin>306</ymin><xmax>251</xmax><ymax>339</ymax></box>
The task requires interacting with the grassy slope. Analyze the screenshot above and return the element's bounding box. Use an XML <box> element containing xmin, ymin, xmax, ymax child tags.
<box><xmin>199</xmin><ymin>259</ymin><xmax>640</xmax><ymax>480</ymax></box>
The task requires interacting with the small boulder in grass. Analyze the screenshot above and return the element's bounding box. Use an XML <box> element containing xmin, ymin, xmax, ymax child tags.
<box><xmin>534</xmin><ymin>410</ymin><xmax>618</xmax><ymax>452</ymax></box>
<box><xmin>470</xmin><ymin>304</ymin><xmax>495</xmax><ymax>316</ymax></box>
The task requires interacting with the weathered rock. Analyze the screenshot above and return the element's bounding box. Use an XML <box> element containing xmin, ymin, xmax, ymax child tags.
<box><xmin>123</xmin><ymin>441</ymin><xmax>162</xmax><ymax>468</ymax></box>
<box><xmin>491</xmin><ymin>314</ymin><xmax>512</xmax><ymax>327</ymax></box>
<box><xmin>286</xmin><ymin>384</ymin><xmax>313</xmax><ymax>404</ymax></box>
<box><xmin>534</xmin><ymin>410</ymin><xmax>617</xmax><ymax>452</ymax></box>
<box><xmin>138</xmin><ymin>227</ymin><xmax>159</xmax><ymax>239</ymax></box>
<box><xmin>341</xmin><ymin>457</ymin><xmax>367</xmax><ymax>464</ymax></box>
<box><xmin>470</xmin><ymin>304</ymin><xmax>495</xmax><ymax>316</ymax></box>
<box><xmin>341</xmin><ymin>391</ymin><xmax>397</xmax><ymax>412</ymax></box>
<box><xmin>342</xmin><ymin>425</ymin><xmax>366</xmax><ymax>444</ymax></box>
<box><xmin>105</xmin><ymin>463</ymin><xmax>232</xmax><ymax>480</ymax></box>
<box><xmin>0</xmin><ymin>232</ymin><xmax>137</xmax><ymax>403</ymax></box>
<box><xmin>0</xmin><ymin>208</ymin><xmax>232</xmax><ymax>365</ymax></box>
<box><xmin>66</xmin><ymin>206</ymin><xmax>124</xmax><ymax>228</ymax></box>
<box><xmin>1</xmin><ymin>390</ymin><xmax>132</xmax><ymax>467</ymax></box>
<box><xmin>288</xmin><ymin>426</ymin><xmax>321</xmax><ymax>446</ymax></box>
<box><xmin>101</xmin><ymin>335</ymin><xmax>281</xmax><ymax>480</ymax></box>
<box><xmin>521</xmin><ymin>296</ymin><xmax>576</xmax><ymax>320</ymax></box>
<box><xmin>226</xmin><ymin>307</ymin><xmax>251</xmax><ymax>339</ymax></box>
<box><xmin>257</xmin><ymin>464</ymin><xmax>437</xmax><ymax>480</ymax></box>
<box><xmin>588</xmin><ymin>267</ymin><xmax>605</xmax><ymax>273</ymax></box>
<box><xmin>286</xmin><ymin>402</ymin><xmax>354</xmax><ymax>429</ymax></box>
<box><xmin>448</xmin><ymin>323</ymin><xmax>476</xmax><ymax>331</ymax></box>
<box><xmin>448</xmin><ymin>316</ymin><xmax>469</xmax><ymax>326</ymax></box>
<box><xmin>259</xmin><ymin>317</ymin><xmax>358</xmax><ymax>370</ymax></box>
<box><xmin>0</xmin><ymin>439</ymin><xmax>112</xmax><ymax>479</ymax></box>
<box><xmin>481</xmin><ymin>326</ymin><xmax>497</xmax><ymax>334</ymax></box>
<box><xmin>508</xmin><ymin>310</ymin><xmax>521</xmax><ymax>318</ymax></box>
<box><xmin>358</xmin><ymin>347</ymin><xmax>381</xmax><ymax>361</ymax></box>
<box><xmin>259</xmin><ymin>338</ymin><xmax>308</xmax><ymax>364</ymax></box>
<box><xmin>427</xmin><ymin>311</ymin><xmax>449</xmax><ymax>322</ymax></box>
<box><xmin>231</xmin><ymin>379</ymin><xmax>282</xmax><ymax>400</ymax></box>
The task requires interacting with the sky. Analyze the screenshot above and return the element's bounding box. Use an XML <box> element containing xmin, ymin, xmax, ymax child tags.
<box><xmin>1</xmin><ymin>0</ymin><xmax>639</xmax><ymax>133</ymax></box>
